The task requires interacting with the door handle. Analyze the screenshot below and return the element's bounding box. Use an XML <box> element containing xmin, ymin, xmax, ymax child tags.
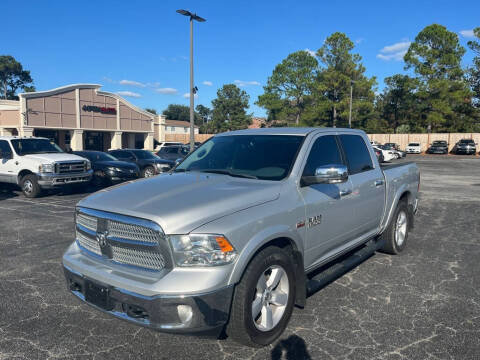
<box><xmin>339</xmin><ymin>189</ymin><xmax>352</xmax><ymax>197</ymax></box>
<box><xmin>374</xmin><ymin>179</ymin><xmax>384</xmax><ymax>187</ymax></box>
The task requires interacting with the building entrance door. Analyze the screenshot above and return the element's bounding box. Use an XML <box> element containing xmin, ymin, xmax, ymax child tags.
<box><xmin>84</xmin><ymin>132</ymin><xmax>104</xmax><ymax>151</ymax></box>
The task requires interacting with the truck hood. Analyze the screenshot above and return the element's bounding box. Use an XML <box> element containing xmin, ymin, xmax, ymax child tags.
<box><xmin>78</xmin><ymin>172</ymin><xmax>281</xmax><ymax>234</ymax></box>
<box><xmin>23</xmin><ymin>153</ymin><xmax>87</xmax><ymax>163</ymax></box>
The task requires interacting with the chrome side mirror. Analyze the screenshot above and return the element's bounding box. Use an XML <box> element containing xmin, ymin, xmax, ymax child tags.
<box><xmin>175</xmin><ymin>157</ymin><xmax>183</xmax><ymax>165</ymax></box>
<box><xmin>301</xmin><ymin>164</ymin><xmax>348</xmax><ymax>186</ymax></box>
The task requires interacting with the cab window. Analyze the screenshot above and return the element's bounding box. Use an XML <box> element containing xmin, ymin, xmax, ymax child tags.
<box><xmin>302</xmin><ymin>135</ymin><xmax>343</xmax><ymax>176</ymax></box>
<box><xmin>339</xmin><ymin>135</ymin><xmax>374</xmax><ymax>175</ymax></box>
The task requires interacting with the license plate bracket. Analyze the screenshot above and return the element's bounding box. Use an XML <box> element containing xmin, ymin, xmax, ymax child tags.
<box><xmin>84</xmin><ymin>280</ymin><xmax>113</xmax><ymax>311</ymax></box>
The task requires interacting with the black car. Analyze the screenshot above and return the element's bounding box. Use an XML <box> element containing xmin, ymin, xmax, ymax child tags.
<box><xmin>155</xmin><ymin>145</ymin><xmax>189</xmax><ymax>161</ymax></box>
<box><xmin>428</xmin><ymin>140</ymin><xmax>448</xmax><ymax>154</ymax></box>
<box><xmin>454</xmin><ymin>139</ymin><xmax>477</xmax><ymax>155</ymax></box>
<box><xmin>108</xmin><ymin>149</ymin><xmax>175</xmax><ymax>177</ymax></box>
<box><xmin>74</xmin><ymin>151</ymin><xmax>140</xmax><ymax>186</ymax></box>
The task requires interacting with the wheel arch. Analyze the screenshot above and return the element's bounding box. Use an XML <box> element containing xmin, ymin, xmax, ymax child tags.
<box><xmin>229</xmin><ymin>232</ymin><xmax>306</xmax><ymax>308</ymax></box>
<box><xmin>17</xmin><ymin>169</ymin><xmax>34</xmax><ymax>184</ymax></box>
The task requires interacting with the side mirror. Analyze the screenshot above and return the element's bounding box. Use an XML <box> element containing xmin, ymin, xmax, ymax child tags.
<box><xmin>301</xmin><ymin>164</ymin><xmax>348</xmax><ymax>186</ymax></box>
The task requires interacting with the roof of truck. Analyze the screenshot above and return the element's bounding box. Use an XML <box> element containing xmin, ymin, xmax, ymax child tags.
<box><xmin>0</xmin><ymin>136</ymin><xmax>48</xmax><ymax>141</ymax></box>
<box><xmin>217</xmin><ymin>127</ymin><xmax>366</xmax><ymax>136</ymax></box>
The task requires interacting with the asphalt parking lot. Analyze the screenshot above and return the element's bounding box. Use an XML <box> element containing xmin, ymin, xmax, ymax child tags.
<box><xmin>0</xmin><ymin>155</ymin><xmax>479</xmax><ymax>360</ymax></box>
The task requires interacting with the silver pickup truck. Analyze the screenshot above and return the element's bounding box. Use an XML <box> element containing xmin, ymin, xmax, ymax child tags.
<box><xmin>62</xmin><ymin>128</ymin><xmax>419</xmax><ymax>347</ymax></box>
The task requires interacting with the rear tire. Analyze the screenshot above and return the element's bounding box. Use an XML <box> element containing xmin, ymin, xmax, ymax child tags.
<box><xmin>21</xmin><ymin>174</ymin><xmax>41</xmax><ymax>198</ymax></box>
<box><xmin>379</xmin><ymin>200</ymin><xmax>409</xmax><ymax>254</ymax></box>
<box><xmin>226</xmin><ymin>246</ymin><xmax>296</xmax><ymax>347</ymax></box>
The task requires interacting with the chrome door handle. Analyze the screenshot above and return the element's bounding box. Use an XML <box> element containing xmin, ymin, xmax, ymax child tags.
<box><xmin>340</xmin><ymin>189</ymin><xmax>352</xmax><ymax>197</ymax></box>
<box><xmin>374</xmin><ymin>179</ymin><xmax>384</xmax><ymax>187</ymax></box>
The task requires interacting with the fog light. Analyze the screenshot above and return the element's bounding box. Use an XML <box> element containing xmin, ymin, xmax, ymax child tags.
<box><xmin>177</xmin><ymin>305</ymin><xmax>193</xmax><ymax>325</ymax></box>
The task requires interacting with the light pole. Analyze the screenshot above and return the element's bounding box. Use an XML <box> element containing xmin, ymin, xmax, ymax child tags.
<box><xmin>348</xmin><ymin>80</ymin><xmax>354</xmax><ymax>128</ymax></box>
<box><xmin>176</xmin><ymin>9</ymin><xmax>206</xmax><ymax>152</ymax></box>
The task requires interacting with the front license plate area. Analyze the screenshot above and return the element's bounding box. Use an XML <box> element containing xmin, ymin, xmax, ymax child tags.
<box><xmin>85</xmin><ymin>280</ymin><xmax>113</xmax><ymax>311</ymax></box>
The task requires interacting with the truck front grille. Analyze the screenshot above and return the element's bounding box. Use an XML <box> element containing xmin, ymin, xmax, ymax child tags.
<box><xmin>75</xmin><ymin>208</ymin><xmax>170</xmax><ymax>272</ymax></box>
<box><xmin>55</xmin><ymin>161</ymin><xmax>86</xmax><ymax>174</ymax></box>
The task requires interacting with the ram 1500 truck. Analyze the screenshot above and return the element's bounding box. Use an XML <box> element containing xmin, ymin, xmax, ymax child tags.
<box><xmin>62</xmin><ymin>128</ymin><xmax>420</xmax><ymax>347</ymax></box>
<box><xmin>0</xmin><ymin>136</ymin><xmax>93</xmax><ymax>197</ymax></box>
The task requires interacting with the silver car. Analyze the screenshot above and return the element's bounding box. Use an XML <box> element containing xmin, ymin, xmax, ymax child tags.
<box><xmin>63</xmin><ymin>128</ymin><xmax>419</xmax><ymax>346</ymax></box>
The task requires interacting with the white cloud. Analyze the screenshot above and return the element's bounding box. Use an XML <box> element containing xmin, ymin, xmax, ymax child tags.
<box><xmin>459</xmin><ymin>29</ymin><xmax>475</xmax><ymax>38</ymax></box>
<box><xmin>116</xmin><ymin>91</ymin><xmax>141</xmax><ymax>98</ymax></box>
<box><xmin>119</xmin><ymin>79</ymin><xmax>146</xmax><ymax>87</ymax></box>
<box><xmin>304</xmin><ymin>48</ymin><xmax>316</xmax><ymax>57</ymax></box>
<box><xmin>155</xmin><ymin>88</ymin><xmax>178</xmax><ymax>95</ymax></box>
<box><xmin>234</xmin><ymin>80</ymin><xmax>261</xmax><ymax>87</ymax></box>
<box><xmin>183</xmin><ymin>92</ymin><xmax>198</xmax><ymax>99</ymax></box>
<box><xmin>376</xmin><ymin>41</ymin><xmax>411</xmax><ymax>61</ymax></box>
<box><xmin>202</xmin><ymin>81</ymin><xmax>213</xmax><ymax>86</ymax></box>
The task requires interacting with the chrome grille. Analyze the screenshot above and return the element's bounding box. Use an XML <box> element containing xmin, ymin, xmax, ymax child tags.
<box><xmin>107</xmin><ymin>220</ymin><xmax>159</xmax><ymax>244</ymax></box>
<box><xmin>75</xmin><ymin>207</ymin><xmax>168</xmax><ymax>272</ymax></box>
<box><xmin>76</xmin><ymin>213</ymin><xmax>97</xmax><ymax>232</ymax></box>
<box><xmin>56</xmin><ymin>161</ymin><xmax>86</xmax><ymax>174</ymax></box>
<box><xmin>76</xmin><ymin>230</ymin><xmax>101</xmax><ymax>255</ymax></box>
<box><xmin>111</xmin><ymin>245</ymin><xmax>165</xmax><ymax>271</ymax></box>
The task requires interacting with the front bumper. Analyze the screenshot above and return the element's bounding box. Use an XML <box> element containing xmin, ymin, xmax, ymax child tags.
<box><xmin>456</xmin><ymin>148</ymin><xmax>476</xmax><ymax>154</ymax></box>
<box><xmin>63</xmin><ymin>265</ymin><xmax>234</xmax><ymax>334</ymax></box>
<box><xmin>428</xmin><ymin>148</ymin><xmax>448</xmax><ymax>154</ymax></box>
<box><xmin>37</xmin><ymin>170</ymin><xmax>93</xmax><ymax>188</ymax></box>
<box><xmin>107</xmin><ymin>169</ymin><xmax>139</xmax><ymax>181</ymax></box>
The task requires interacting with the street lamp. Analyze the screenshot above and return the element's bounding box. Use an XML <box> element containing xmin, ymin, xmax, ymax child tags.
<box><xmin>348</xmin><ymin>80</ymin><xmax>354</xmax><ymax>128</ymax></box>
<box><xmin>176</xmin><ymin>9</ymin><xmax>206</xmax><ymax>152</ymax></box>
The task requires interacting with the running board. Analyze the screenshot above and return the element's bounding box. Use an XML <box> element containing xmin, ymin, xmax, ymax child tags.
<box><xmin>306</xmin><ymin>238</ymin><xmax>385</xmax><ymax>295</ymax></box>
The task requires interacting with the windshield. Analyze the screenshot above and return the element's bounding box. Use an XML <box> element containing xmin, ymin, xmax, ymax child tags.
<box><xmin>81</xmin><ymin>152</ymin><xmax>117</xmax><ymax>162</ymax></box>
<box><xmin>459</xmin><ymin>139</ymin><xmax>474</xmax><ymax>144</ymax></box>
<box><xmin>132</xmin><ymin>150</ymin><xmax>158</xmax><ymax>160</ymax></box>
<box><xmin>408</xmin><ymin>143</ymin><xmax>419</xmax><ymax>146</ymax></box>
<box><xmin>175</xmin><ymin>135</ymin><xmax>304</xmax><ymax>181</ymax></box>
<box><xmin>432</xmin><ymin>141</ymin><xmax>446</xmax><ymax>145</ymax></box>
<box><xmin>11</xmin><ymin>139</ymin><xmax>63</xmax><ymax>155</ymax></box>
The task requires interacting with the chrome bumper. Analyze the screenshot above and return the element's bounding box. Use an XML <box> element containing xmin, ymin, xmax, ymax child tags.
<box><xmin>37</xmin><ymin>170</ymin><xmax>93</xmax><ymax>188</ymax></box>
<box><xmin>63</xmin><ymin>265</ymin><xmax>234</xmax><ymax>334</ymax></box>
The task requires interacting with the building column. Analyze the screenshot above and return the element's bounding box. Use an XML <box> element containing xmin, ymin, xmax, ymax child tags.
<box><xmin>157</xmin><ymin>115</ymin><xmax>166</xmax><ymax>142</ymax></box>
<box><xmin>144</xmin><ymin>132</ymin><xmax>154</xmax><ymax>151</ymax></box>
<box><xmin>20</xmin><ymin>127</ymin><xmax>34</xmax><ymax>137</ymax></box>
<box><xmin>111</xmin><ymin>131</ymin><xmax>122</xmax><ymax>150</ymax></box>
<box><xmin>0</xmin><ymin>128</ymin><xmax>15</xmax><ymax>136</ymax></box>
<box><xmin>70</xmin><ymin>130</ymin><xmax>84</xmax><ymax>151</ymax></box>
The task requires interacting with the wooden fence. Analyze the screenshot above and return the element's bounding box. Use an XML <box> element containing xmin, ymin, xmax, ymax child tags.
<box><xmin>368</xmin><ymin>133</ymin><xmax>480</xmax><ymax>153</ymax></box>
<box><xmin>165</xmin><ymin>132</ymin><xmax>479</xmax><ymax>153</ymax></box>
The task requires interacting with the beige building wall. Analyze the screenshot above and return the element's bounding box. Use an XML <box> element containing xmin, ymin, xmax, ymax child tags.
<box><xmin>26</xmin><ymin>90</ymin><xmax>76</xmax><ymax>128</ymax></box>
<box><xmin>79</xmin><ymin>89</ymin><xmax>117</xmax><ymax>130</ymax></box>
<box><xmin>0</xmin><ymin>109</ymin><xmax>19</xmax><ymax>127</ymax></box>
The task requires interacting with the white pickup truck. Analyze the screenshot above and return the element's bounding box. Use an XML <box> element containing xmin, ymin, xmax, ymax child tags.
<box><xmin>0</xmin><ymin>136</ymin><xmax>93</xmax><ymax>197</ymax></box>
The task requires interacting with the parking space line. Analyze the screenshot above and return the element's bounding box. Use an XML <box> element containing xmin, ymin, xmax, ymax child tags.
<box><xmin>7</xmin><ymin>198</ymin><xmax>75</xmax><ymax>209</ymax></box>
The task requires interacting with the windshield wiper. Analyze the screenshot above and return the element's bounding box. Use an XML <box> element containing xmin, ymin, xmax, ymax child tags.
<box><xmin>199</xmin><ymin>169</ymin><xmax>258</xmax><ymax>179</ymax></box>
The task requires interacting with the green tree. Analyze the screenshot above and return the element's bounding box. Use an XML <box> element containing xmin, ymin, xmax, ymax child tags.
<box><xmin>466</xmin><ymin>27</ymin><xmax>480</xmax><ymax>107</ymax></box>
<box><xmin>0</xmin><ymin>55</ymin><xmax>35</xmax><ymax>99</ymax></box>
<box><xmin>404</xmin><ymin>24</ymin><xmax>473</xmax><ymax>132</ymax></box>
<box><xmin>379</xmin><ymin>75</ymin><xmax>420</xmax><ymax>133</ymax></box>
<box><xmin>145</xmin><ymin>108</ymin><xmax>157</xmax><ymax>115</ymax></box>
<box><xmin>211</xmin><ymin>84</ymin><xmax>251</xmax><ymax>132</ymax></box>
<box><xmin>315</xmin><ymin>32</ymin><xmax>376</xmax><ymax>128</ymax></box>
<box><xmin>162</xmin><ymin>104</ymin><xmax>200</xmax><ymax>123</ymax></box>
<box><xmin>256</xmin><ymin>51</ymin><xmax>318</xmax><ymax>125</ymax></box>
<box><xmin>195</xmin><ymin>104</ymin><xmax>212</xmax><ymax>124</ymax></box>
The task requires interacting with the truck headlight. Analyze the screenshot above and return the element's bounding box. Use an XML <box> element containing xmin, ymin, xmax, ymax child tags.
<box><xmin>168</xmin><ymin>234</ymin><xmax>237</xmax><ymax>266</ymax></box>
<box><xmin>85</xmin><ymin>160</ymin><xmax>91</xmax><ymax>171</ymax></box>
<box><xmin>39</xmin><ymin>163</ymin><xmax>54</xmax><ymax>173</ymax></box>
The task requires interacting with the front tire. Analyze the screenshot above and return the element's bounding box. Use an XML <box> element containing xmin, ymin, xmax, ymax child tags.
<box><xmin>21</xmin><ymin>174</ymin><xmax>41</xmax><ymax>198</ymax></box>
<box><xmin>226</xmin><ymin>246</ymin><xmax>296</xmax><ymax>347</ymax></box>
<box><xmin>142</xmin><ymin>166</ymin><xmax>155</xmax><ymax>178</ymax></box>
<box><xmin>379</xmin><ymin>200</ymin><xmax>409</xmax><ymax>254</ymax></box>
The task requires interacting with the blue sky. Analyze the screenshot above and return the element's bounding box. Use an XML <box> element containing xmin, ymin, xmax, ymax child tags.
<box><xmin>3</xmin><ymin>0</ymin><xmax>479</xmax><ymax>116</ymax></box>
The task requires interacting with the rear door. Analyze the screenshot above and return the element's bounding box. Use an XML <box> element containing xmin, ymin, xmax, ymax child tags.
<box><xmin>299</xmin><ymin>134</ymin><xmax>356</xmax><ymax>267</ymax></box>
<box><xmin>338</xmin><ymin>134</ymin><xmax>385</xmax><ymax>238</ymax></box>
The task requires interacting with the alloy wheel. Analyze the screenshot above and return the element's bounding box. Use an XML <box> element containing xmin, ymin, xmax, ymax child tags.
<box><xmin>251</xmin><ymin>265</ymin><xmax>289</xmax><ymax>332</ymax></box>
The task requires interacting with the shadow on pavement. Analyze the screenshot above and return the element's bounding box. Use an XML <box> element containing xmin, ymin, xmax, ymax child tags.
<box><xmin>271</xmin><ymin>335</ymin><xmax>311</xmax><ymax>360</ymax></box>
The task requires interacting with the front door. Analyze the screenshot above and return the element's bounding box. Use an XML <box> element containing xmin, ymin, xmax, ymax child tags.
<box><xmin>299</xmin><ymin>134</ymin><xmax>356</xmax><ymax>268</ymax></box>
<box><xmin>0</xmin><ymin>140</ymin><xmax>17</xmax><ymax>183</ymax></box>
